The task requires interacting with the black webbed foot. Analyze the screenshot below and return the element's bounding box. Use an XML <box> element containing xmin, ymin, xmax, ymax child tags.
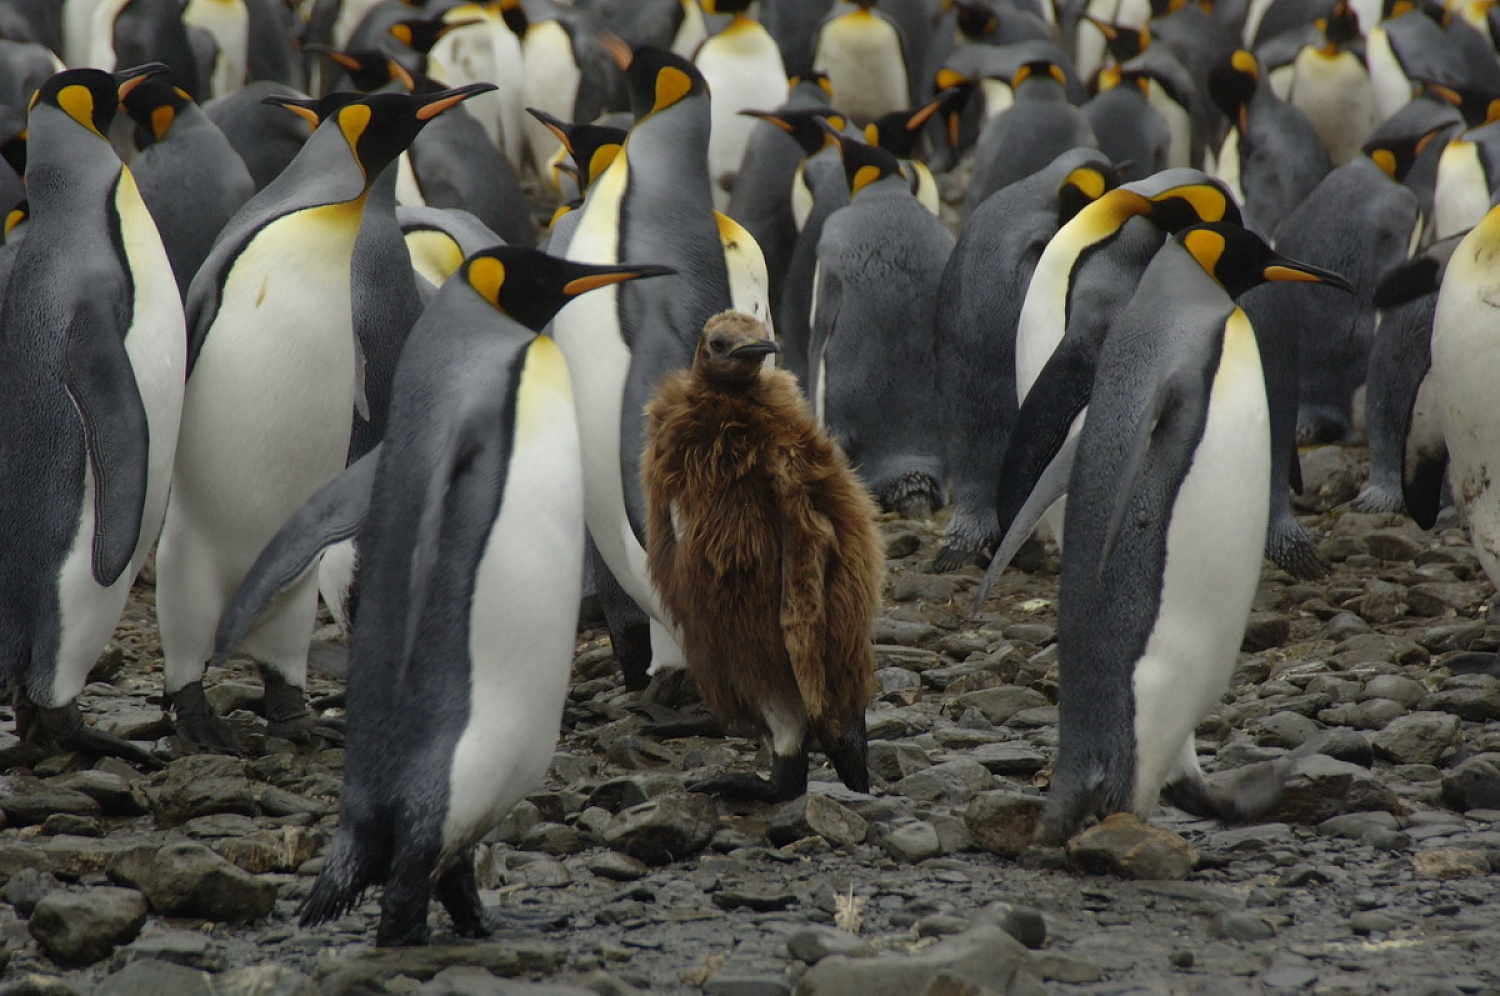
<box><xmin>168</xmin><ymin>681</ymin><xmax>243</xmax><ymax>755</ymax></box>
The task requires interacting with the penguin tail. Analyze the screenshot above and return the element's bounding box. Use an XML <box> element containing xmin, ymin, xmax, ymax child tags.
<box><xmin>299</xmin><ymin>832</ymin><xmax>377</xmax><ymax>927</ymax></box>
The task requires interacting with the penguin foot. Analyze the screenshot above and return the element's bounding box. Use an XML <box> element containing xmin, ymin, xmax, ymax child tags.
<box><xmin>169</xmin><ymin>682</ymin><xmax>244</xmax><ymax>754</ymax></box>
<box><xmin>819</xmin><ymin>713</ymin><xmax>870</xmax><ymax>795</ymax></box>
<box><xmin>1345</xmin><ymin>485</ymin><xmax>1405</xmax><ymax>515</ymax></box>
<box><xmin>13</xmin><ymin>697</ymin><xmax>164</xmax><ymax>769</ymax></box>
<box><xmin>1295</xmin><ymin>409</ymin><xmax>1350</xmax><ymax>447</ymax></box>
<box><xmin>1265</xmin><ymin>520</ymin><xmax>1331</xmax><ymax>580</ymax></box>
<box><xmin>932</xmin><ymin>537</ymin><xmax>989</xmax><ymax>573</ymax></box>
<box><xmin>1162</xmin><ymin>759</ymin><xmax>1290</xmax><ymax>824</ymax></box>
<box><xmin>879</xmin><ymin>472</ymin><xmax>943</xmax><ymax>521</ymax></box>
<box><xmin>261</xmin><ymin>667</ymin><xmax>344</xmax><ymax>744</ymax></box>
<box><xmin>435</xmin><ymin>857</ymin><xmax>490</xmax><ymax>939</ymax></box>
<box><xmin>631</xmin><ymin>701</ymin><xmax>723</xmax><ymax>738</ymax></box>
<box><xmin>691</xmin><ymin>752</ymin><xmax>808</xmax><ymax>803</ymax></box>
<box><xmin>640</xmin><ymin>667</ymin><xmax>697</xmax><ymax>708</ymax></box>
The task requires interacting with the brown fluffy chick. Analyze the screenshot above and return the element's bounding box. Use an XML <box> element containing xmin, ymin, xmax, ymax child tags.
<box><xmin>643</xmin><ymin>310</ymin><xmax>884</xmax><ymax>801</ymax></box>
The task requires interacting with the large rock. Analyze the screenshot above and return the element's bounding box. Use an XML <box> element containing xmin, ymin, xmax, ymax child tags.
<box><xmin>1371</xmin><ymin>712</ymin><xmax>1459</xmax><ymax>766</ymax></box>
<box><xmin>214</xmin><ymin>826</ymin><xmax>325</xmax><ymax>874</ymax></box>
<box><xmin>767</xmin><ymin>794</ymin><xmax>869</xmax><ymax>847</ymax></box>
<box><xmin>894</xmin><ymin>759</ymin><xmax>994</xmax><ymax>805</ymax></box>
<box><xmin>92</xmin><ymin>958</ymin><xmax>213</xmax><ymax>996</ymax></box>
<box><xmin>213</xmin><ymin>965</ymin><xmax>321</xmax><ymax>996</ymax></box>
<box><xmin>154</xmin><ymin>755</ymin><xmax>259</xmax><ymax>827</ymax></box>
<box><xmin>953</xmin><ymin>687</ymin><xmax>1049</xmax><ymax>727</ymax></box>
<box><xmin>1272</xmin><ymin>754</ymin><xmax>1404</xmax><ymax>824</ymax></box>
<box><xmin>27</xmin><ymin>888</ymin><xmax>147</xmax><ymax>966</ymax></box>
<box><xmin>1441</xmin><ymin>754</ymin><xmax>1500</xmax><ymax>812</ymax></box>
<box><xmin>107</xmin><ymin>842</ymin><xmax>276</xmax><ymax>921</ymax></box>
<box><xmin>0</xmin><ymin>784</ymin><xmax>101</xmax><ymax>828</ymax></box>
<box><xmin>601</xmin><ymin>793</ymin><xmax>717</xmax><ymax>865</ymax></box>
<box><xmin>793</xmin><ymin>925</ymin><xmax>1044</xmax><ymax>996</ymax></box>
<box><xmin>48</xmin><ymin>771</ymin><xmax>148</xmax><ymax>817</ymax></box>
<box><xmin>1065</xmin><ymin>814</ymin><xmax>1198</xmax><ymax>880</ymax></box>
<box><xmin>965</xmin><ymin>792</ymin><xmax>1045</xmax><ymax>858</ymax></box>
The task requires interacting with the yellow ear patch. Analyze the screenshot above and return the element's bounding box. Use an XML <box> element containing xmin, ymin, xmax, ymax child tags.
<box><xmin>1011</xmin><ymin>64</ymin><xmax>1033</xmax><ymax>86</ymax></box>
<box><xmin>851</xmin><ymin>163</ymin><xmax>882</xmax><ymax>195</ymax></box>
<box><xmin>58</xmin><ymin>85</ymin><xmax>103</xmax><ymax>138</ymax></box>
<box><xmin>338</xmin><ymin>102</ymin><xmax>373</xmax><ymax>153</ymax></box>
<box><xmin>1230</xmin><ymin>49</ymin><xmax>1258</xmax><ymax>76</ymax></box>
<box><xmin>1182</xmin><ymin>227</ymin><xmax>1226</xmax><ymax>273</ymax></box>
<box><xmin>469</xmin><ymin>255</ymin><xmax>506</xmax><ymax>307</ymax></box>
<box><xmin>935</xmin><ymin>68</ymin><xmax>966</xmax><ymax>90</ymax></box>
<box><xmin>589</xmin><ymin>144</ymin><xmax>621</xmax><ymax>182</ymax></box>
<box><xmin>4</xmin><ymin>207</ymin><xmax>25</xmax><ymax>238</ymax></box>
<box><xmin>151</xmin><ymin>105</ymin><xmax>175</xmax><ymax>141</ymax></box>
<box><xmin>1156</xmin><ymin>184</ymin><xmax>1229</xmax><ymax>222</ymax></box>
<box><xmin>1370</xmin><ymin>147</ymin><xmax>1397</xmax><ymax>178</ymax></box>
<box><xmin>1064</xmin><ymin>166</ymin><xmax>1106</xmax><ymax>200</ymax></box>
<box><xmin>654</xmin><ymin>66</ymin><xmax>693</xmax><ymax>113</ymax></box>
<box><xmin>863</xmin><ymin>123</ymin><xmax>879</xmax><ymax>145</ymax></box>
<box><xmin>1048</xmin><ymin>64</ymin><xmax>1067</xmax><ymax>86</ymax></box>
<box><xmin>389</xmin><ymin>23</ymin><xmax>414</xmax><ymax>46</ymax></box>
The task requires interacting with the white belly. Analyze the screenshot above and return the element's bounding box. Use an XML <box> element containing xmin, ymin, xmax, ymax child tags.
<box><xmin>1434</xmin><ymin>141</ymin><xmax>1492</xmax><ymax>242</ymax></box>
<box><xmin>697</xmin><ymin>22</ymin><xmax>789</xmax><ymax>211</ymax></box>
<box><xmin>1130</xmin><ymin>310</ymin><xmax>1270</xmax><ymax>815</ymax></box>
<box><xmin>813</xmin><ymin>16</ymin><xmax>907</xmax><ymax>125</ymax></box>
<box><xmin>1014</xmin><ymin>246</ymin><xmax>1071</xmax><ymax>403</ymax></box>
<box><xmin>1366</xmin><ymin>28</ymin><xmax>1411</xmax><ymax>124</ymax></box>
<box><xmin>182</xmin><ymin>0</ymin><xmax>247</xmax><ymax>98</ymax></box>
<box><xmin>522</xmin><ymin>21</ymin><xmax>582</xmax><ymax>180</ymax></box>
<box><xmin>1288</xmin><ymin>49</ymin><xmax>1377</xmax><ymax>166</ymax></box>
<box><xmin>432</xmin><ymin>15</ymin><xmax>526</xmax><ymax>168</ymax></box>
<box><xmin>441</xmin><ymin>338</ymin><xmax>584</xmax><ymax>858</ymax></box>
<box><xmin>1214</xmin><ymin>130</ymin><xmax>1246</xmax><ymax>212</ymax></box>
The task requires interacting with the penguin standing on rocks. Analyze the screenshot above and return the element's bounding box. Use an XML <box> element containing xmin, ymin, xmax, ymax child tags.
<box><xmin>299</xmin><ymin>246</ymin><xmax>673</xmax><ymax>947</ymax></box>
<box><xmin>812</xmin><ymin>133</ymin><xmax>954</xmax><ymax>518</ymax></box>
<box><xmin>644</xmin><ymin>311</ymin><xmax>884</xmax><ymax>802</ymax></box>
<box><xmin>0</xmin><ymin>65</ymin><xmax>183</xmax><ymax>762</ymax></box>
<box><xmin>1032</xmin><ymin>223</ymin><xmax>1353</xmax><ymax>845</ymax></box>
<box><xmin>155</xmin><ymin>83</ymin><xmax>495</xmax><ymax>751</ymax></box>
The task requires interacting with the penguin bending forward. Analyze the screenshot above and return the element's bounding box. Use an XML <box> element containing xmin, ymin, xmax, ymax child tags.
<box><xmin>643</xmin><ymin>311</ymin><xmax>884</xmax><ymax>802</ymax></box>
<box><xmin>299</xmin><ymin>247</ymin><xmax>671</xmax><ymax>946</ymax></box>
<box><xmin>1036</xmin><ymin>223</ymin><xmax>1352</xmax><ymax>845</ymax></box>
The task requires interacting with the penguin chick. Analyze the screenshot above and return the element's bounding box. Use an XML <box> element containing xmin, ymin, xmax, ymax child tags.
<box><xmin>643</xmin><ymin>311</ymin><xmax>884</xmax><ymax>802</ymax></box>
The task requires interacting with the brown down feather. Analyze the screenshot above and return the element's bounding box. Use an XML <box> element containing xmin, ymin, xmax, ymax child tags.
<box><xmin>642</xmin><ymin>327</ymin><xmax>884</xmax><ymax>745</ymax></box>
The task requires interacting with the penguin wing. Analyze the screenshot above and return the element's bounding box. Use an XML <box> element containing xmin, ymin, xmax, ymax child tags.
<box><xmin>1402</xmin><ymin>384</ymin><xmax>1448</xmax><ymax>531</ymax></box>
<box><xmin>807</xmin><ymin>261</ymin><xmax>841</xmax><ymax>417</ymax></box>
<box><xmin>63</xmin><ymin>307</ymin><xmax>150</xmax><ymax>587</ymax></box>
<box><xmin>774</xmin><ymin>457</ymin><xmax>838</xmax><ymax>721</ymax></box>
<box><xmin>973</xmin><ymin>433</ymin><xmax>1079</xmax><ymax>613</ymax></box>
<box><xmin>1098</xmin><ymin>366</ymin><xmax>1204</xmax><ymax>575</ymax></box>
<box><xmin>214</xmin><ymin>445</ymin><xmax>381</xmax><ymax>659</ymax></box>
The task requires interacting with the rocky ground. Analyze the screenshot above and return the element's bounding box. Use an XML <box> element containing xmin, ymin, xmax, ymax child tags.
<box><xmin>3</xmin><ymin>443</ymin><xmax>1500</xmax><ymax>996</ymax></box>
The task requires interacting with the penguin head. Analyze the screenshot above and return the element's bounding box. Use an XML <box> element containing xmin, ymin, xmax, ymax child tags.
<box><xmin>1011</xmin><ymin>59</ymin><xmax>1068</xmax><ymax>92</ymax></box>
<box><xmin>862</xmin><ymin>91</ymin><xmax>952</xmax><ymax>159</ymax></box>
<box><xmin>1177</xmin><ymin>222</ymin><xmax>1355</xmax><ymax>298</ymax></box>
<box><xmin>1316</xmin><ymin>0</ymin><xmax>1362</xmax><ymax>50</ymax></box>
<box><xmin>1363</xmin><ymin>125</ymin><xmax>1450</xmax><ymax>182</ymax></box>
<box><xmin>949</xmin><ymin>1</ymin><xmax>1000</xmax><ymax>40</ymax></box>
<box><xmin>693</xmin><ymin>310</ymin><xmax>780</xmax><ymax>387</ymax></box>
<box><xmin>701</xmin><ymin>0</ymin><xmax>755</xmax><ymax>13</ymax></box>
<box><xmin>822</xmin><ymin>125</ymin><xmax>907</xmax><ymax>198</ymax></box>
<box><xmin>388</xmin><ymin>16</ymin><xmax>479</xmax><ymax>55</ymax></box>
<box><xmin>527</xmin><ymin>108</ymin><xmax>628</xmax><ymax>189</ymax></box>
<box><xmin>119</xmin><ymin>78</ymin><xmax>195</xmax><ymax>147</ymax></box>
<box><xmin>1057</xmin><ymin>161</ymin><xmax>1119</xmax><ymax>224</ymax></box>
<box><xmin>305</xmin><ymin>45</ymin><xmax>416</xmax><ymax>93</ymax></box>
<box><xmin>1082</xmin><ymin>15</ymin><xmax>1151</xmax><ymax>63</ymax></box>
<box><xmin>1413</xmin><ymin>77</ymin><xmax>1500</xmax><ymax>129</ymax></box>
<box><xmin>28</xmin><ymin>64</ymin><xmax>167</xmax><ymax>143</ymax></box>
<box><xmin>624</xmin><ymin>48</ymin><xmax>709</xmax><ymax>123</ymax></box>
<box><xmin>460</xmin><ymin>247</ymin><xmax>675</xmax><ymax>332</ymax></box>
<box><xmin>266</xmin><ymin>84</ymin><xmax>497</xmax><ymax>183</ymax></box>
<box><xmin>931</xmin><ymin>70</ymin><xmax>977</xmax><ymax>153</ymax></box>
<box><xmin>1141</xmin><ymin>176</ymin><xmax>1243</xmax><ymax>232</ymax></box>
<box><xmin>1207</xmin><ymin>50</ymin><xmax>1259</xmax><ymax>132</ymax></box>
<box><xmin>741</xmin><ymin>108</ymin><xmax>847</xmax><ymax>158</ymax></box>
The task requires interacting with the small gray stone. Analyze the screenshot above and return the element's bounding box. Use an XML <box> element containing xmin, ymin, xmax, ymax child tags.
<box><xmin>976</xmin><ymin>905</ymin><xmax>1047</xmax><ymax>950</ymax></box>
<box><xmin>895</xmin><ymin>759</ymin><xmax>994</xmax><ymax>805</ymax></box>
<box><xmin>3</xmin><ymin>867</ymin><xmax>61</xmax><ymax>916</ymax></box>
<box><xmin>27</xmin><ymin>887</ymin><xmax>147</xmax><ymax>967</ymax></box>
<box><xmin>964</xmin><ymin>791</ymin><xmax>1045</xmax><ymax>858</ymax></box>
<box><xmin>601</xmin><ymin>793</ymin><xmax>717</xmax><ymax>865</ymax></box>
<box><xmin>1442</xmin><ymin>754</ymin><xmax>1500</xmax><ymax>812</ymax></box>
<box><xmin>953</xmin><ymin>687</ymin><xmax>1048</xmax><ymax>727</ymax></box>
<box><xmin>1242</xmin><ymin>613</ymin><xmax>1291</xmax><ymax>652</ymax></box>
<box><xmin>1349</xmin><ymin>910</ymin><xmax>1401</xmax><ymax>935</ymax></box>
<box><xmin>1253</xmin><ymin>711</ymin><xmax>1320</xmax><ymax>749</ymax></box>
<box><xmin>1273</xmin><ymin>754</ymin><xmax>1404</xmax><ymax>824</ymax></box>
<box><xmin>1365</xmin><ymin>529</ymin><xmax>1426</xmax><ymax>562</ymax></box>
<box><xmin>881</xmin><ymin>821</ymin><xmax>944</xmax><ymax>863</ymax></box>
<box><xmin>792</xmin><ymin>924</ymin><xmax>1042</xmax><ymax>996</ymax></box>
<box><xmin>106</xmin><ymin>841</ymin><xmax>277</xmax><ymax>922</ymax></box>
<box><xmin>916</xmin><ymin>914</ymin><xmax>970</xmax><ymax>938</ymax></box>
<box><xmin>967</xmin><ymin>743</ymin><xmax>1047</xmax><ymax>777</ymax></box>
<box><xmin>587</xmin><ymin>852</ymin><xmax>648</xmax><ymax>882</ymax></box>
<box><xmin>110</xmin><ymin>930</ymin><xmax>226</xmax><ymax>972</ymax></box>
<box><xmin>703</xmin><ymin>976</ymin><xmax>793</xmax><ymax>996</ymax></box>
<box><xmin>786</xmin><ymin>927</ymin><xmax>876</xmax><ymax>965</ymax></box>
<box><xmin>866</xmin><ymin>741</ymin><xmax>932</xmax><ymax>782</ymax></box>
<box><xmin>874</xmin><ymin>618</ymin><xmax>941</xmax><ymax>647</ymax></box>
<box><xmin>48</xmin><ymin>771</ymin><xmax>147</xmax><ymax>817</ymax></box>
<box><xmin>767</xmin><ymin>793</ymin><xmax>869</xmax><ymax>847</ymax></box>
<box><xmin>1359</xmin><ymin>674</ymin><xmax>1427</xmax><ymax>707</ymax></box>
<box><xmin>93</xmin><ymin>959</ymin><xmax>214</xmax><ymax>996</ymax></box>
<box><xmin>1214</xmin><ymin>912</ymin><xmax>1276</xmax><ymax>942</ymax></box>
<box><xmin>1372</xmin><ymin>711</ymin><xmax>1459</xmax><ymax>766</ymax></box>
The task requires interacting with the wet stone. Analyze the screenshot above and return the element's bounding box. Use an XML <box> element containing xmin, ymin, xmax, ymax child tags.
<box><xmin>48</xmin><ymin>771</ymin><xmax>147</xmax><ymax>817</ymax></box>
<box><xmin>27</xmin><ymin>887</ymin><xmax>147</xmax><ymax>967</ymax></box>
<box><xmin>154</xmin><ymin>755</ymin><xmax>259</xmax><ymax>827</ymax></box>
<box><xmin>0</xmin><ymin>785</ymin><xmax>101</xmax><ymax>828</ymax></box>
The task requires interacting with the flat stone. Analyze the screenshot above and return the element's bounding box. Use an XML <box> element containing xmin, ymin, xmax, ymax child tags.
<box><xmin>1214</xmin><ymin>911</ymin><xmax>1276</xmax><ymax>942</ymax></box>
<box><xmin>792</xmin><ymin>925</ymin><xmax>1042</xmax><ymax>996</ymax></box>
<box><xmin>48</xmin><ymin>771</ymin><xmax>147</xmax><ymax>817</ymax></box>
<box><xmin>874</xmin><ymin>618</ymin><xmax>941</xmax><ymax>647</ymax></box>
<box><xmin>27</xmin><ymin>887</ymin><xmax>147</xmax><ymax>967</ymax></box>
<box><xmin>703</xmin><ymin>976</ymin><xmax>793</xmax><ymax>996</ymax></box>
<box><xmin>1411</xmin><ymin>848</ymin><xmax>1491</xmax><ymax>879</ymax></box>
<box><xmin>894</xmin><ymin>758</ymin><xmax>993</xmax><ymax>805</ymax></box>
<box><xmin>1407</xmin><ymin>582</ymin><xmax>1486</xmax><ymax>617</ymax></box>
<box><xmin>1273</xmin><ymin>754</ymin><xmax>1404</xmax><ymax>824</ymax></box>
<box><xmin>767</xmin><ymin>793</ymin><xmax>868</xmax><ymax>847</ymax></box>
<box><xmin>1365</xmin><ymin>529</ymin><xmax>1426</xmax><ymax>562</ymax></box>
<box><xmin>214</xmin><ymin>826</ymin><xmax>324</xmax><ymax>874</ymax></box>
<box><xmin>1066</xmin><ymin>814</ymin><xmax>1198</xmax><ymax>880</ymax></box>
<box><xmin>967</xmin><ymin>743</ymin><xmax>1046</xmax><ymax>776</ymax></box>
<box><xmin>712</xmin><ymin>889</ymin><xmax>797</xmax><ymax>912</ymax></box>
<box><xmin>1372</xmin><ymin>712</ymin><xmax>1460</xmax><ymax>766</ymax></box>
<box><xmin>1331</xmin><ymin>634</ymin><xmax>1428</xmax><ymax>667</ymax></box>
<box><xmin>0</xmin><ymin>785</ymin><xmax>101</xmax><ymax>828</ymax></box>
<box><xmin>881</xmin><ymin>821</ymin><xmax>944</xmax><ymax>863</ymax></box>
<box><xmin>953</xmin><ymin>687</ymin><xmax>1048</xmax><ymax>727</ymax></box>
<box><xmin>866</xmin><ymin>741</ymin><xmax>932</xmax><ymax>782</ymax></box>
<box><xmin>1423</xmin><ymin>676</ymin><xmax>1500</xmax><ymax>721</ymax></box>
<box><xmin>786</xmin><ymin>927</ymin><xmax>876</xmax><ymax>965</ymax></box>
<box><xmin>1354</xmin><ymin>580</ymin><xmax>1407</xmax><ymax>623</ymax></box>
<box><xmin>601</xmin><ymin>793</ymin><xmax>717</xmax><ymax>866</ymax></box>
<box><xmin>107</xmin><ymin>841</ymin><xmax>277</xmax><ymax>922</ymax></box>
<box><xmin>0</xmin><ymin>976</ymin><xmax>89</xmax><ymax>996</ymax></box>
<box><xmin>109</xmin><ymin>930</ymin><xmax>226</xmax><ymax>973</ymax></box>
<box><xmin>1442</xmin><ymin>755</ymin><xmax>1500</xmax><ymax>812</ymax></box>
<box><xmin>154</xmin><ymin>755</ymin><xmax>259</xmax><ymax>827</ymax></box>
<box><xmin>965</xmin><ymin>791</ymin><xmax>1045</xmax><ymax>858</ymax></box>
<box><xmin>93</xmin><ymin>959</ymin><xmax>213</xmax><ymax>996</ymax></box>
<box><xmin>212</xmin><ymin>965</ymin><xmax>320</xmax><ymax>996</ymax></box>
<box><xmin>1253</xmin><ymin>711</ymin><xmax>1321</xmax><ymax>749</ymax></box>
<box><xmin>312</xmin><ymin>941</ymin><xmax>564</xmax><ymax>983</ymax></box>
<box><xmin>1242</xmin><ymin>613</ymin><xmax>1291</xmax><ymax>652</ymax></box>
<box><xmin>587</xmin><ymin>852</ymin><xmax>649</xmax><ymax>882</ymax></box>
<box><xmin>1350</xmin><ymin>910</ymin><xmax>1401</xmax><ymax>935</ymax></box>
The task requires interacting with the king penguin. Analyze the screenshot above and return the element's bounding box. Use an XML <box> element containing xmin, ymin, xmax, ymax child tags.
<box><xmin>812</xmin><ymin>0</ymin><xmax>911</xmax><ymax>126</ymax></box>
<box><xmin>694</xmin><ymin>0</ymin><xmax>790</xmax><ymax>210</ymax></box>
<box><xmin>550</xmin><ymin>48</ymin><xmax>734</xmax><ymax>684</ymax></box>
<box><xmin>1286</xmin><ymin>0</ymin><xmax>1378</xmax><ymax>165</ymax></box>
<box><xmin>0</xmin><ymin>65</ymin><xmax>184</xmax><ymax>760</ymax></box>
<box><xmin>812</xmin><ymin>132</ymin><xmax>954</xmax><ymax>517</ymax></box>
<box><xmin>295</xmin><ymin>247</ymin><xmax>672</xmax><ymax>948</ymax></box>
<box><xmin>1032</xmin><ymin>223</ymin><xmax>1352</xmax><ymax>845</ymax></box>
<box><xmin>154</xmin><ymin>83</ymin><xmax>495</xmax><ymax>751</ymax></box>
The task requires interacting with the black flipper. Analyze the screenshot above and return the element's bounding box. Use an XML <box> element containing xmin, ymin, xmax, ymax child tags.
<box><xmin>63</xmin><ymin>309</ymin><xmax>150</xmax><ymax>587</ymax></box>
<box><xmin>1100</xmin><ymin>369</ymin><xmax>1195</xmax><ymax>573</ymax></box>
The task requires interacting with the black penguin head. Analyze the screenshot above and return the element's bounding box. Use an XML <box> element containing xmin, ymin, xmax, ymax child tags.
<box><xmin>1318</xmin><ymin>0</ymin><xmax>1362</xmax><ymax>49</ymax></box>
<box><xmin>1011</xmin><ymin>59</ymin><xmax>1068</xmax><ymax>90</ymax></box>
<box><xmin>862</xmin><ymin>90</ymin><xmax>953</xmax><ymax>159</ymax></box>
<box><xmin>740</xmin><ymin>107</ymin><xmax>846</xmax><ymax>158</ymax></box>
<box><xmin>1363</xmin><ymin>125</ymin><xmax>1449</xmax><ymax>182</ymax></box>
<box><xmin>1082</xmin><ymin>15</ymin><xmax>1151</xmax><ymax>63</ymax></box>
<box><xmin>305</xmin><ymin>45</ymin><xmax>416</xmax><ymax>93</ymax></box>
<box><xmin>702</xmin><ymin>0</ymin><xmax>756</xmax><ymax>13</ymax></box>
<box><xmin>1144</xmin><ymin>178</ymin><xmax>1242</xmax><ymax>231</ymax></box>
<box><xmin>272</xmin><ymin>85</ymin><xmax>496</xmax><ymax>183</ymax></box>
<box><xmin>119</xmin><ymin>77</ymin><xmax>194</xmax><ymax>145</ymax></box>
<box><xmin>694</xmin><ymin>310</ymin><xmax>780</xmax><ymax>387</ymax></box>
<box><xmin>1413</xmin><ymin>76</ymin><xmax>1500</xmax><ymax>129</ymax></box>
<box><xmin>1207</xmin><ymin>50</ymin><xmax>1259</xmax><ymax>130</ymax></box>
<box><xmin>526</xmin><ymin>108</ymin><xmax>628</xmax><ymax>189</ymax></box>
<box><xmin>460</xmin><ymin>247</ymin><xmax>675</xmax><ymax>332</ymax></box>
<box><xmin>388</xmin><ymin>16</ymin><xmax>479</xmax><ymax>55</ymax></box>
<box><xmin>28</xmin><ymin>63</ymin><xmax>167</xmax><ymax>141</ymax></box>
<box><xmin>1057</xmin><ymin>162</ymin><xmax>1119</xmax><ymax>224</ymax></box>
<box><xmin>1177</xmin><ymin>222</ymin><xmax>1355</xmax><ymax>298</ymax></box>
<box><xmin>624</xmin><ymin>48</ymin><xmax>709</xmax><ymax>122</ymax></box>
<box><xmin>951</xmin><ymin>0</ymin><xmax>1000</xmax><ymax>39</ymax></box>
<box><xmin>823</xmin><ymin>125</ymin><xmax>906</xmax><ymax>197</ymax></box>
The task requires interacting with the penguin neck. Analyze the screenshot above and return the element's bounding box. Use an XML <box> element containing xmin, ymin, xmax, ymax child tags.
<box><xmin>24</xmin><ymin>130</ymin><xmax>121</xmax><ymax>218</ymax></box>
<box><xmin>258</xmin><ymin>124</ymin><xmax>376</xmax><ymax>209</ymax></box>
